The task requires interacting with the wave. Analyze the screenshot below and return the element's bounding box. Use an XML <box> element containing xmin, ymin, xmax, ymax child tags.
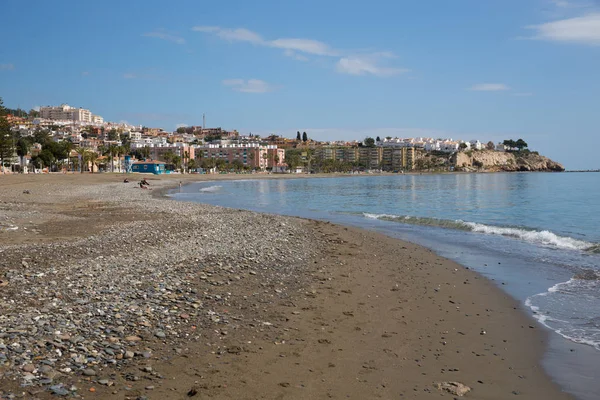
<box><xmin>362</xmin><ymin>213</ymin><xmax>596</xmax><ymax>252</ymax></box>
<box><xmin>199</xmin><ymin>185</ymin><xmax>222</xmax><ymax>193</ymax></box>
<box><xmin>526</xmin><ymin>279</ymin><xmax>600</xmax><ymax>351</ymax></box>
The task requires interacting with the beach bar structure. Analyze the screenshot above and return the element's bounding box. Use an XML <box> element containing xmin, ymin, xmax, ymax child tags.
<box><xmin>131</xmin><ymin>160</ymin><xmax>167</xmax><ymax>174</ymax></box>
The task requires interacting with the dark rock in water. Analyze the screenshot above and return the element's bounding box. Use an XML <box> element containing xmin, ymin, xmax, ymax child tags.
<box><xmin>574</xmin><ymin>269</ymin><xmax>600</xmax><ymax>281</ymax></box>
<box><xmin>586</xmin><ymin>245</ymin><xmax>600</xmax><ymax>254</ymax></box>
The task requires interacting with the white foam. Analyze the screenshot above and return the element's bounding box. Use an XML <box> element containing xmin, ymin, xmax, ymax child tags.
<box><xmin>199</xmin><ymin>185</ymin><xmax>222</xmax><ymax>193</ymax></box>
<box><xmin>362</xmin><ymin>212</ymin><xmax>595</xmax><ymax>252</ymax></box>
<box><xmin>463</xmin><ymin>222</ymin><xmax>592</xmax><ymax>251</ymax></box>
<box><xmin>526</xmin><ymin>281</ymin><xmax>600</xmax><ymax>351</ymax></box>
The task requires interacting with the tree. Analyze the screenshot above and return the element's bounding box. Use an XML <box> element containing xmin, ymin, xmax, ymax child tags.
<box><xmin>376</xmin><ymin>136</ymin><xmax>381</xmax><ymax>142</ymax></box>
<box><xmin>176</xmin><ymin>127</ymin><xmax>186</xmax><ymax>134</ymax></box>
<box><xmin>296</xmin><ymin>131</ymin><xmax>301</xmax><ymax>141</ymax></box>
<box><xmin>486</xmin><ymin>141</ymin><xmax>495</xmax><ymax>150</ymax></box>
<box><xmin>88</xmin><ymin>152</ymin><xmax>99</xmax><ymax>173</ymax></box>
<box><xmin>62</xmin><ymin>141</ymin><xmax>74</xmax><ymax>172</ymax></box>
<box><xmin>215</xmin><ymin>158</ymin><xmax>226</xmax><ymax>171</ymax></box>
<box><xmin>302</xmin><ymin>132</ymin><xmax>308</xmax><ymax>142</ymax></box>
<box><xmin>503</xmin><ymin>139</ymin><xmax>516</xmax><ymax>150</ymax></box>
<box><xmin>0</xmin><ymin>116</ymin><xmax>15</xmax><ymax>170</ymax></box>
<box><xmin>187</xmin><ymin>158</ymin><xmax>197</xmax><ymax>172</ymax></box>
<box><xmin>172</xmin><ymin>155</ymin><xmax>182</xmax><ymax>172</ymax></box>
<box><xmin>76</xmin><ymin>148</ymin><xmax>88</xmax><ymax>173</ymax></box>
<box><xmin>232</xmin><ymin>159</ymin><xmax>244</xmax><ymax>172</ymax></box>
<box><xmin>262</xmin><ymin>152</ymin><xmax>269</xmax><ymax>170</ymax></box>
<box><xmin>16</xmin><ymin>137</ymin><xmax>31</xmax><ymax>169</ymax></box>
<box><xmin>141</xmin><ymin>146</ymin><xmax>150</xmax><ymax>160</ymax></box>
<box><xmin>459</xmin><ymin>143</ymin><xmax>468</xmax><ymax>151</ymax></box>
<box><xmin>108</xmin><ymin>144</ymin><xmax>119</xmax><ymax>172</ymax></box>
<box><xmin>107</xmin><ymin>129</ymin><xmax>119</xmax><ymax>141</ymax></box>
<box><xmin>285</xmin><ymin>149</ymin><xmax>302</xmax><ymax>173</ymax></box>
<box><xmin>515</xmin><ymin>138</ymin><xmax>528</xmax><ymax>151</ymax></box>
<box><xmin>163</xmin><ymin>151</ymin><xmax>175</xmax><ymax>166</ymax></box>
<box><xmin>364</xmin><ymin>137</ymin><xmax>375</xmax><ymax>147</ymax></box>
<box><xmin>0</xmin><ymin>97</ymin><xmax>6</xmax><ymax>116</ymax></box>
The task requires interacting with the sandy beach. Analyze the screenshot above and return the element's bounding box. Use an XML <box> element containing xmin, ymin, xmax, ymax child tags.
<box><xmin>0</xmin><ymin>173</ymin><xmax>572</xmax><ymax>399</ymax></box>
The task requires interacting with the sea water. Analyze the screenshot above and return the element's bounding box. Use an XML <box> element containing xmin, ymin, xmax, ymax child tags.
<box><xmin>174</xmin><ymin>172</ymin><xmax>600</xmax><ymax>399</ymax></box>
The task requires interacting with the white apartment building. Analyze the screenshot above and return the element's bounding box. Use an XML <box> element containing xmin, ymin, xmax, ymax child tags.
<box><xmin>39</xmin><ymin>104</ymin><xmax>102</xmax><ymax>124</ymax></box>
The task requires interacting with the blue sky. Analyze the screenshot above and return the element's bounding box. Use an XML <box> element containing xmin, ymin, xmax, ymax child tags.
<box><xmin>1</xmin><ymin>0</ymin><xmax>599</xmax><ymax>169</ymax></box>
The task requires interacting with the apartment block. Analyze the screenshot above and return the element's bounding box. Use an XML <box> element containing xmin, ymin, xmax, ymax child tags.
<box><xmin>382</xmin><ymin>147</ymin><xmax>415</xmax><ymax>171</ymax></box>
<box><xmin>39</xmin><ymin>104</ymin><xmax>101</xmax><ymax>124</ymax></box>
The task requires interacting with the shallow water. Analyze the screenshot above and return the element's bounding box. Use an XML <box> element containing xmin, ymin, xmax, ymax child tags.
<box><xmin>173</xmin><ymin>172</ymin><xmax>600</xmax><ymax>399</ymax></box>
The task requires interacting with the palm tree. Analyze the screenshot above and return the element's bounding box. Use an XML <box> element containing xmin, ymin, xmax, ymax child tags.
<box><xmin>88</xmin><ymin>152</ymin><xmax>99</xmax><ymax>173</ymax></box>
<box><xmin>183</xmin><ymin>151</ymin><xmax>189</xmax><ymax>174</ymax></box>
<box><xmin>187</xmin><ymin>158</ymin><xmax>197</xmax><ymax>173</ymax></box>
<box><xmin>108</xmin><ymin>144</ymin><xmax>119</xmax><ymax>172</ymax></box>
<box><xmin>76</xmin><ymin>148</ymin><xmax>88</xmax><ymax>173</ymax></box>
<box><xmin>262</xmin><ymin>153</ymin><xmax>268</xmax><ymax>170</ymax></box>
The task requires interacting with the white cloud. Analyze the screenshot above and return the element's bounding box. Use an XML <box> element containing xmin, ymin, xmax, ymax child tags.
<box><xmin>527</xmin><ymin>13</ymin><xmax>600</xmax><ymax>45</ymax></box>
<box><xmin>270</xmin><ymin>38</ymin><xmax>336</xmax><ymax>56</ymax></box>
<box><xmin>514</xmin><ymin>92</ymin><xmax>534</xmax><ymax>96</ymax></box>
<box><xmin>469</xmin><ymin>83</ymin><xmax>510</xmax><ymax>91</ymax></box>
<box><xmin>143</xmin><ymin>30</ymin><xmax>186</xmax><ymax>45</ymax></box>
<box><xmin>176</xmin><ymin>123</ymin><xmax>188</xmax><ymax>128</ymax></box>
<box><xmin>192</xmin><ymin>26</ymin><xmax>264</xmax><ymax>44</ymax></box>
<box><xmin>32</xmin><ymin>106</ymin><xmax>40</xmax><ymax>112</ymax></box>
<box><xmin>193</xmin><ymin>26</ymin><xmax>407</xmax><ymax>77</ymax></box>
<box><xmin>81</xmin><ymin>71</ymin><xmax>90</xmax><ymax>76</ymax></box>
<box><xmin>123</xmin><ymin>73</ymin><xmax>137</xmax><ymax>79</ymax></box>
<box><xmin>0</xmin><ymin>63</ymin><xmax>15</xmax><ymax>71</ymax></box>
<box><xmin>283</xmin><ymin>49</ymin><xmax>309</xmax><ymax>61</ymax></box>
<box><xmin>336</xmin><ymin>56</ymin><xmax>409</xmax><ymax>77</ymax></box>
<box><xmin>222</xmin><ymin>79</ymin><xmax>276</xmax><ymax>93</ymax></box>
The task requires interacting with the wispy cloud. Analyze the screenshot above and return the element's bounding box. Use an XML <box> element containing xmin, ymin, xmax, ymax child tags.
<box><xmin>81</xmin><ymin>71</ymin><xmax>90</xmax><ymax>76</ymax></box>
<box><xmin>336</xmin><ymin>55</ymin><xmax>409</xmax><ymax>77</ymax></box>
<box><xmin>514</xmin><ymin>92</ymin><xmax>534</xmax><ymax>97</ymax></box>
<box><xmin>123</xmin><ymin>73</ymin><xmax>138</xmax><ymax>79</ymax></box>
<box><xmin>143</xmin><ymin>29</ymin><xmax>186</xmax><ymax>45</ymax></box>
<box><xmin>0</xmin><ymin>63</ymin><xmax>15</xmax><ymax>71</ymax></box>
<box><xmin>469</xmin><ymin>83</ymin><xmax>510</xmax><ymax>91</ymax></box>
<box><xmin>222</xmin><ymin>79</ymin><xmax>276</xmax><ymax>93</ymax></box>
<box><xmin>192</xmin><ymin>26</ymin><xmax>263</xmax><ymax>44</ymax></box>
<box><xmin>193</xmin><ymin>26</ymin><xmax>406</xmax><ymax>77</ymax></box>
<box><xmin>176</xmin><ymin>123</ymin><xmax>188</xmax><ymax>128</ymax></box>
<box><xmin>527</xmin><ymin>13</ymin><xmax>600</xmax><ymax>45</ymax></box>
<box><xmin>283</xmin><ymin>49</ymin><xmax>309</xmax><ymax>61</ymax></box>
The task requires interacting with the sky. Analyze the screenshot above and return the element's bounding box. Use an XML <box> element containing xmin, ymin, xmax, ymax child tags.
<box><xmin>0</xmin><ymin>0</ymin><xmax>599</xmax><ymax>169</ymax></box>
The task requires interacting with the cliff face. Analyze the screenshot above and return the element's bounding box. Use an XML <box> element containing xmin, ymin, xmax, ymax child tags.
<box><xmin>453</xmin><ymin>150</ymin><xmax>564</xmax><ymax>172</ymax></box>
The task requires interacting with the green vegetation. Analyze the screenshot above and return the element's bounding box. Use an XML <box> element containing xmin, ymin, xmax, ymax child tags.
<box><xmin>364</xmin><ymin>137</ymin><xmax>375</xmax><ymax>147</ymax></box>
<box><xmin>503</xmin><ymin>138</ymin><xmax>528</xmax><ymax>151</ymax></box>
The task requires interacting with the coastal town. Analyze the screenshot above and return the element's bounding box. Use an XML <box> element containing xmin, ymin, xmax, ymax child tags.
<box><xmin>0</xmin><ymin>100</ymin><xmax>559</xmax><ymax>175</ymax></box>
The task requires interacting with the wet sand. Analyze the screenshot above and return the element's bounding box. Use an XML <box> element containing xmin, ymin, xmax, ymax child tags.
<box><xmin>0</xmin><ymin>173</ymin><xmax>572</xmax><ymax>399</ymax></box>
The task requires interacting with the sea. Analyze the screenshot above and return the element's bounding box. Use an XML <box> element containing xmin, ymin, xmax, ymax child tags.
<box><xmin>172</xmin><ymin>172</ymin><xmax>600</xmax><ymax>399</ymax></box>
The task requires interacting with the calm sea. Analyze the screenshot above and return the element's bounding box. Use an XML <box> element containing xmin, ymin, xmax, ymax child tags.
<box><xmin>173</xmin><ymin>172</ymin><xmax>600</xmax><ymax>399</ymax></box>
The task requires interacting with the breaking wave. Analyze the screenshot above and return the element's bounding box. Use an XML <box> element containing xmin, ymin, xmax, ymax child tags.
<box><xmin>526</xmin><ymin>277</ymin><xmax>600</xmax><ymax>351</ymax></box>
<box><xmin>199</xmin><ymin>185</ymin><xmax>222</xmax><ymax>193</ymax></box>
<box><xmin>362</xmin><ymin>213</ymin><xmax>596</xmax><ymax>252</ymax></box>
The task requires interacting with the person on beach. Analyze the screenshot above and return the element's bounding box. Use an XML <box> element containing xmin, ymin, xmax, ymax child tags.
<box><xmin>123</xmin><ymin>178</ymin><xmax>129</xmax><ymax>183</ymax></box>
<box><xmin>141</xmin><ymin>178</ymin><xmax>150</xmax><ymax>186</ymax></box>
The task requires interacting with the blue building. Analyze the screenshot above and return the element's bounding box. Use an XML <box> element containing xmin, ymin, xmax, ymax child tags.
<box><xmin>131</xmin><ymin>160</ymin><xmax>167</xmax><ymax>174</ymax></box>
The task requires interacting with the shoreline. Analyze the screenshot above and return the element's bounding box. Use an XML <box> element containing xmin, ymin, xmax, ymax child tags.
<box><xmin>0</xmin><ymin>174</ymin><xmax>573</xmax><ymax>399</ymax></box>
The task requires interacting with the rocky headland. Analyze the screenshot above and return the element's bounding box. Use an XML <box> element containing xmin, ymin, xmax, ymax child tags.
<box><xmin>453</xmin><ymin>150</ymin><xmax>565</xmax><ymax>172</ymax></box>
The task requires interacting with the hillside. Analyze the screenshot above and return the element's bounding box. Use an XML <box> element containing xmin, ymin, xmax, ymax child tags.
<box><xmin>452</xmin><ymin>150</ymin><xmax>565</xmax><ymax>172</ymax></box>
